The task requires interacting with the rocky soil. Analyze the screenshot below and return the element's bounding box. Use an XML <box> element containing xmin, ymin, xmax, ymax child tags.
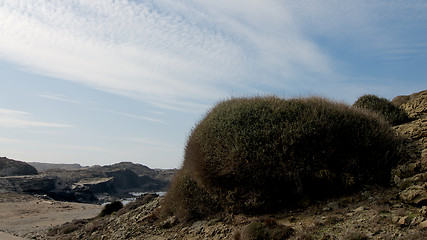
<box><xmin>29</xmin><ymin>91</ymin><xmax>427</xmax><ymax>239</ymax></box>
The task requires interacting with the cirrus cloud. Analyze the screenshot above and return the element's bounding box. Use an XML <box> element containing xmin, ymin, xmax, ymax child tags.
<box><xmin>0</xmin><ymin>0</ymin><xmax>425</xmax><ymax>112</ymax></box>
<box><xmin>0</xmin><ymin>0</ymin><xmax>334</xmax><ymax>112</ymax></box>
<box><xmin>0</xmin><ymin>108</ymin><xmax>72</xmax><ymax>128</ymax></box>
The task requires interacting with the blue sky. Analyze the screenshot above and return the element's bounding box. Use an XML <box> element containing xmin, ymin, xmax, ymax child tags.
<box><xmin>0</xmin><ymin>0</ymin><xmax>426</xmax><ymax>169</ymax></box>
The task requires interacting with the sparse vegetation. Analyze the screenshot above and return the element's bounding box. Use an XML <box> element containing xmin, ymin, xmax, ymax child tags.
<box><xmin>160</xmin><ymin>170</ymin><xmax>219</xmax><ymax>222</ymax></box>
<box><xmin>116</xmin><ymin>193</ymin><xmax>159</xmax><ymax>217</ymax></box>
<box><xmin>47</xmin><ymin>219</ymin><xmax>89</xmax><ymax>236</ymax></box>
<box><xmin>353</xmin><ymin>94</ymin><xmax>409</xmax><ymax>125</ymax></box>
<box><xmin>163</xmin><ymin>96</ymin><xmax>403</xmax><ymax>221</ymax></box>
<box><xmin>99</xmin><ymin>200</ymin><xmax>123</xmax><ymax>217</ymax></box>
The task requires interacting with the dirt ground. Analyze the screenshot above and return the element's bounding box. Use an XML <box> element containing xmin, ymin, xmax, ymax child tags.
<box><xmin>0</xmin><ymin>232</ymin><xmax>27</xmax><ymax>240</ymax></box>
<box><xmin>0</xmin><ymin>192</ymin><xmax>102</xmax><ymax>239</ymax></box>
<box><xmin>46</xmin><ymin>187</ymin><xmax>426</xmax><ymax>240</ymax></box>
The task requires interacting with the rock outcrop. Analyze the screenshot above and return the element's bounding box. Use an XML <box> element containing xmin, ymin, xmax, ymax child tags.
<box><xmin>0</xmin><ymin>157</ymin><xmax>38</xmax><ymax>177</ymax></box>
<box><xmin>0</xmin><ymin>161</ymin><xmax>175</xmax><ymax>203</ymax></box>
<box><xmin>392</xmin><ymin>89</ymin><xmax>427</xmax><ymax>108</ymax></box>
<box><xmin>393</xmin><ymin>90</ymin><xmax>427</xmax><ymax>206</ymax></box>
<box><xmin>400</xmin><ymin>91</ymin><xmax>427</xmax><ymax>119</ymax></box>
<box><xmin>0</xmin><ymin>175</ymin><xmax>54</xmax><ymax>193</ymax></box>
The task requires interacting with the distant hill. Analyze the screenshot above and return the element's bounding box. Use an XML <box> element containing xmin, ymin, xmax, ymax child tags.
<box><xmin>0</xmin><ymin>161</ymin><xmax>176</xmax><ymax>203</ymax></box>
<box><xmin>0</xmin><ymin>157</ymin><xmax>38</xmax><ymax>177</ymax></box>
<box><xmin>101</xmin><ymin>161</ymin><xmax>176</xmax><ymax>182</ymax></box>
<box><xmin>27</xmin><ymin>162</ymin><xmax>83</xmax><ymax>171</ymax></box>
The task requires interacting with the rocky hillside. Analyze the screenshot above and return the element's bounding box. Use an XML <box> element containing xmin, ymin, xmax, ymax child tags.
<box><xmin>0</xmin><ymin>162</ymin><xmax>175</xmax><ymax>203</ymax></box>
<box><xmin>0</xmin><ymin>157</ymin><xmax>38</xmax><ymax>177</ymax></box>
<box><xmin>40</xmin><ymin>91</ymin><xmax>427</xmax><ymax>240</ymax></box>
<box><xmin>392</xmin><ymin>90</ymin><xmax>427</xmax><ymax>207</ymax></box>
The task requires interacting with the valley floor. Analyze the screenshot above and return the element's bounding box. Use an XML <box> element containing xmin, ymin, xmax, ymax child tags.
<box><xmin>0</xmin><ymin>192</ymin><xmax>102</xmax><ymax>239</ymax></box>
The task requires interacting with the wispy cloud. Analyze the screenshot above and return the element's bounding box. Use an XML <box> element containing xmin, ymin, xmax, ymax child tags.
<box><xmin>0</xmin><ymin>108</ymin><xmax>72</xmax><ymax>128</ymax></box>
<box><xmin>0</xmin><ymin>0</ymin><xmax>239</xmax><ymax>111</ymax></box>
<box><xmin>0</xmin><ymin>137</ymin><xmax>25</xmax><ymax>144</ymax></box>
<box><xmin>0</xmin><ymin>0</ymin><xmax>332</xmax><ymax>112</ymax></box>
<box><xmin>38</xmin><ymin>94</ymin><xmax>80</xmax><ymax>104</ymax></box>
<box><xmin>0</xmin><ymin>137</ymin><xmax>100</xmax><ymax>152</ymax></box>
<box><xmin>0</xmin><ymin>0</ymin><xmax>425</xmax><ymax>111</ymax></box>
<box><xmin>287</xmin><ymin>1</ymin><xmax>427</xmax><ymax>63</ymax></box>
<box><xmin>104</xmin><ymin>110</ymin><xmax>166</xmax><ymax>124</ymax></box>
<box><xmin>53</xmin><ymin>144</ymin><xmax>107</xmax><ymax>152</ymax></box>
<box><xmin>119</xmin><ymin>137</ymin><xmax>163</xmax><ymax>146</ymax></box>
<box><xmin>118</xmin><ymin>137</ymin><xmax>181</xmax><ymax>153</ymax></box>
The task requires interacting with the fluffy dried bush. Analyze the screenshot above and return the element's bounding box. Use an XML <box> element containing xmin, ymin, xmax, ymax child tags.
<box><xmin>163</xmin><ymin>96</ymin><xmax>402</xmax><ymax>221</ymax></box>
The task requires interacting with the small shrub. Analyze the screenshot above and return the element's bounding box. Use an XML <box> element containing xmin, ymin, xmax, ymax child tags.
<box><xmin>163</xmin><ymin>96</ymin><xmax>403</xmax><ymax>220</ymax></box>
<box><xmin>99</xmin><ymin>200</ymin><xmax>123</xmax><ymax>217</ymax></box>
<box><xmin>85</xmin><ymin>218</ymin><xmax>108</xmax><ymax>234</ymax></box>
<box><xmin>353</xmin><ymin>94</ymin><xmax>409</xmax><ymax>125</ymax></box>
<box><xmin>160</xmin><ymin>170</ymin><xmax>219</xmax><ymax>222</ymax></box>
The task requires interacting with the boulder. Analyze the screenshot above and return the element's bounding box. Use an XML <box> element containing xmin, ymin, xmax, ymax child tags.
<box><xmin>399</xmin><ymin>184</ymin><xmax>427</xmax><ymax>206</ymax></box>
<box><xmin>420</xmin><ymin>220</ymin><xmax>427</xmax><ymax>228</ymax></box>
<box><xmin>396</xmin><ymin>172</ymin><xmax>427</xmax><ymax>190</ymax></box>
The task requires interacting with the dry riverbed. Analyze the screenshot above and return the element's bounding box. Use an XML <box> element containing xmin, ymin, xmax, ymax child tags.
<box><xmin>0</xmin><ymin>192</ymin><xmax>102</xmax><ymax>239</ymax></box>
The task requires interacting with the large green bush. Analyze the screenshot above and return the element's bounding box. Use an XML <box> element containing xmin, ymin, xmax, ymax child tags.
<box><xmin>353</xmin><ymin>94</ymin><xmax>409</xmax><ymax>125</ymax></box>
<box><xmin>163</xmin><ymin>96</ymin><xmax>402</xmax><ymax>221</ymax></box>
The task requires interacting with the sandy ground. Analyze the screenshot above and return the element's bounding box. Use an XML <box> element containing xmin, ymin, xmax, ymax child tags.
<box><xmin>0</xmin><ymin>192</ymin><xmax>102</xmax><ymax>239</ymax></box>
<box><xmin>0</xmin><ymin>232</ymin><xmax>27</xmax><ymax>240</ymax></box>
